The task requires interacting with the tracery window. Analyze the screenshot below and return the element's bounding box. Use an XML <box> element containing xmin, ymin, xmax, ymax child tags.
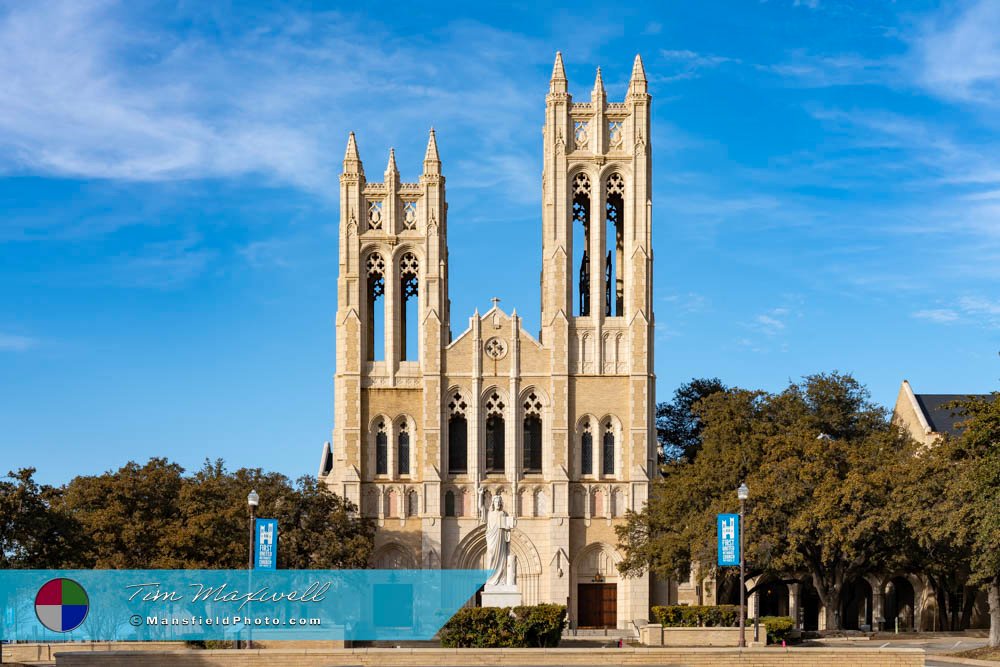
<box><xmin>608</xmin><ymin>121</ymin><xmax>624</xmax><ymax>149</ymax></box>
<box><xmin>402</xmin><ymin>201</ymin><xmax>417</xmax><ymax>230</ymax></box>
<box><xmin>602</xmin><ymin>420</ymin><xmax>615</xmax><ymax>476</ymax></box>
<box><xmin>572</xmin><ymin>173</ymin><xmax>591</xmax><ymax>317</ymax></box>
<box><xmin>367</xmin><ymin>200</ymin><xmax>383</xmax><ymax>231</ymax></box>
<box><xmin>374</xmin><ymin>419</ymin><xmax>388</xmax><ymax>476</ymax></box>
<box><xmin>522</xmin><ymin>392</ymin><xmax>543</xmax><ymax>473</ymax></box>
<box><xmin>448</xmin><ymin>391</ymin><xmax>468</xmax><ymax>474</ymax></box>
<box><xmin>366</xmin><ymin>252</ymin><xmax>385</xmax><ymax>361</ymax></box>
<box><xmin>397</xmin><ymin>420</ymin><xmax>410</xmax><ymax>476</ymax></box>
<box><xmin>581</xmin><ymin>420</ymin><xmax>594</xmax><ymax>476</ymax></box>
<box><xmin>399</xmin><ymin>252</ymin><xmax>419</xmax><ymax>361</ymax></box>
<box><xmin>574</xmin><ymin>121</ymin><xmax>589</xmax><ymax>149</ymax></box>
<box><xmin>485</xmin><ymin>392</ymin><xmax>506</xmax><ymax>474</ymax></box>
<box><xmin>605</xmin><ymin>173</ymin><xmax>625</xmax><ymax>317</ymax></box>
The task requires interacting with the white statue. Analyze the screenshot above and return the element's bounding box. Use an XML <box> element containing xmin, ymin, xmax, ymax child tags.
<box><xmin>485</xmin><ymin>493</ymin><xmax>516</xmax><ymax>588</ymax></box>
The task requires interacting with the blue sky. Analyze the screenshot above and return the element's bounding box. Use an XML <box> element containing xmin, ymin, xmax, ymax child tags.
<box><xmin>1</xmin><ymin>1</ymin><xmax>998</xmax><ymax>486</ymax></box>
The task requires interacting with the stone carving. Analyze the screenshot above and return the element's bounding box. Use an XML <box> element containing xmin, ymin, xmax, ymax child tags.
<box><xmin>484</xmin><ymin>493</ymin><xmax>516</xmax><ymax>588</ymax></box>
<box><xmin>484</xmin><ymin>336</ymin><xmax>508</xmax><ymax>360</ymax></box>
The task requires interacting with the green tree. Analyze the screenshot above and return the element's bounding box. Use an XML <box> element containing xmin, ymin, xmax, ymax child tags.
<box><xmin>617</xmin><ymin>372</ymin><xmax>916</xmax><ymax>630</ymax></box>
<box><xmin>0</xmin><ymin>468</ymin><xmax>83</xmax><ymax>568</ymax></box>
<box><xmin>273</xmin><ymin>476</ymin><xmax>375</xmax><ymax>569</ymax></box>
<box><xmin>59</xmin><ymin>457</ymin><xmax>185</xmax><ymax>568</ymax></box>
<box><xmin>953</xmin><ymin>392</ymin><xmax>1000</xmax><ymax>647</ymax></box>
<box><xmin>656</xmin><ymin>377</ymin><xmax>727</xmax><ymax>462</ymax></box>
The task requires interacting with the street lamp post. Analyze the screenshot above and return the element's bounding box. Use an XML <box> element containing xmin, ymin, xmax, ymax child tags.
<box><xmin>246</xmin><ymin>489</ymin><xmax>259</xmax><ymax>650</ymax></box>
<box><xmin>737</xmin><ymin>482</ymin><xmax>749</xmax><ymax>648</ymax></box>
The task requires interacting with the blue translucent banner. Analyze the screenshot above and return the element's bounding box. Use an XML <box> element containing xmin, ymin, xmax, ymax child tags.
<box><xmin>0</xmin><ymin>569</ymin><xmax>488</xmax><ymax>642</ymax></box>
<box><xmin>254</xmin><ymin>519</ymin><xmax>278</xmax><ymax>570</ymax></box>
<box><xmin>717</xmin><ymin>513</ymin><xmax>740</xmax><ymax>566</ymax></box>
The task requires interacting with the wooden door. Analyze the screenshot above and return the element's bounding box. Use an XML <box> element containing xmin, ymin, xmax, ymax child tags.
<box><xmin>578</xmin><ymin>583</ymin><xmax>617</xmax><ymax>628</ymax></box>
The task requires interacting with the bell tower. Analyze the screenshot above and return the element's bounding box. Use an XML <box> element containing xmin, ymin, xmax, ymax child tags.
<box><xmin>327</xmin><ymin>129</ymin><xmax>451</xmax><ymax>510</ymax></box>
<box><xmin>539</xmin><ymin>52</ymin><xmax>656</xmax><ymax>483</ymax></box>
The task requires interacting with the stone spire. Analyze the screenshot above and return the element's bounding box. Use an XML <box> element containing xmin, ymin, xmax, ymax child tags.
<box><xmin>628</xmin><ymin>54</ymin><xmax>647</xmax><ymax>95</ymax></box>
<box><xmin>423</xmin><ymin>128</ymin><xmax>441</xmax><ymax>175</ymax></box>
<box><xmin>549</xmin><ymin>51</ymin><xmax>567</xmax><ymax>94</ymax></box>
<box><xmin>343</xmin><ymin>131</ymin><xmax>363</xmax><ymax>174</ymax></box>
<box><xmin>592</xmin><ymin>66</ymin><xmax>605</xmax><ymax>98</ymax></box>
<box><xmin>384</xmin><ymin>147</ymin><xmax>398</xmax><ymax>180</ymax></box>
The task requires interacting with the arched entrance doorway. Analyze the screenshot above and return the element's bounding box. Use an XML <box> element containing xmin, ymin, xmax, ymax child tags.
<box><xmin>799</xmin><ymin>579</ymin><xmax>821</xmax><ymax>631</ymax></box>
<box><xmin>842</xmin><ymin>578</ymin><xmax>873</xmax><ymax>630</ymax></box>
<box><xmin>450</xmin><ymin>525</ymin><xmax>541</xmax><ymax>607</ymax></box>
<box><xmin>758</xmin><ymin>580</ymin><xmax>789</xmax><ymax>617</ymax></box>
<box><xmin>884</xmin><ymin>576</ymin><xmax>916</xmax><ymax>631</ymax></box>
<box><xmin>572</xmin><ymin>543</ymin><xmax>621</xmax><ymax>629</ymax></box>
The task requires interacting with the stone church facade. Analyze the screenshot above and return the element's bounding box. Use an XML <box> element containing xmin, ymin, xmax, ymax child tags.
<box><xmin>319</xmin><ymin>53</ymin><xmax>657</xmax><ymax>630</ymax></box>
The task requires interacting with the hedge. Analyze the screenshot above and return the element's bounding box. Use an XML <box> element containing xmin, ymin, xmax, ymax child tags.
<box><xmin>753</xmin><ymin>616</ymin><xmax>796</xmax><ymax>644</ymax></box>
<box><xmin>650</xmin><ymin>605</ymin><xmax>739</xmax><ymax>627</ymax></box>
<box><xmin>439</xmin><ymin>604</ymin><xmax>567</xmax><ymax>648</ymax></box>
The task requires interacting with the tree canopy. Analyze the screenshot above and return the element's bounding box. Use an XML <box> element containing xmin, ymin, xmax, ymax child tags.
<box><xmin>0</xmin><ymin>458</ymin><xmax>375</xmax><ymax>570</ymax></box>
<box><xmin>618</xmin><ymin>372</ymin><xmax>917</xmax><ymax>630</ymax></box>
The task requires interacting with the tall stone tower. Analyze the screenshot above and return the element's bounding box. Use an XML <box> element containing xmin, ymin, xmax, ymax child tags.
<box><xmin>321</xmin><ymin>54</ymin><xmax>658</xmax><ymax>629</ymax></box>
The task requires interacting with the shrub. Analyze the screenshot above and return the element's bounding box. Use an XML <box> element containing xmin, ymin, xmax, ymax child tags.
<box><xmin>439</xmin><ymin>604</ymin><xmax>567</xmax><ymax>648</ymax></box>
<box><xmin>650</xmin><ymin>605</ymin><xmax>739</xmax><ymax>627</ymax></box>
<box><xmin>757</xmin><ymin>616</ymin><xmax>795</xmax><ymax>644</ymax></box>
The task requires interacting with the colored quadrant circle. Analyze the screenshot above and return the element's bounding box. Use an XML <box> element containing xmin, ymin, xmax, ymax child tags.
<box><xmin>34</xmin><ymin>578</ymin><xmax>89</xmax><ymax>632</ymax></box>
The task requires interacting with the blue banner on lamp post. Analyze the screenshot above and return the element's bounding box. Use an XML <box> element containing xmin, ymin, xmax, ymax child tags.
<box><xmin>255</xmin><ymin>518</ymin><xmax>278</xmax><ymax>570</ymax></box>
<box><xmin>717</xmin><ymin>513</ymin><xmax>740</xmax><ymax>566</ymax></box>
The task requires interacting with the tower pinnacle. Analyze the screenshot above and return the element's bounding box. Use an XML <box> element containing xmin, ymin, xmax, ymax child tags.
<box><xmin>423</xmin><ymin>128</ymin><xmax>441</xmax><ymax>175</ymax></box>
<box><xmin>628</xmin><ymin>54</ymin><xmax>648</xmax><ymax>95</ymax></box>
<box><xmin>385</xmin><ymin>147</ymin><xmax>398</xmax><ymax>180</ymax></box>
<box><xmin>592</xmin><ymin>66</ymin><xmax>605</xmax><ymax>98</ymax></box>
<box><xmin>343</xmin><ymin>132</ymin><xmax>363</xmax><ymax>174</ymax></box>
<box><xmin>549</xmin><ymin>52</ymin><xmax>567</xmax><ymax>94</ymax></box>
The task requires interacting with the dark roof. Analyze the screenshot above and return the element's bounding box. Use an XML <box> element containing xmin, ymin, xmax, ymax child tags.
<box><xmin>914</xmin><ymin>394</ymin><xmax>991</xmax><ymax>436</ymax></box>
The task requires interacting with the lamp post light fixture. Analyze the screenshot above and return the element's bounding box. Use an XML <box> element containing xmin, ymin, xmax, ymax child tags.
<box><xmin>737</xmin><ymin>482</ymin><xmax>749</xmax><ymax>648</ymax></box>
<box><xmin>246</xmin><ymin>489</ymin><xmax>259</xmax><ymax>649</ymax></box>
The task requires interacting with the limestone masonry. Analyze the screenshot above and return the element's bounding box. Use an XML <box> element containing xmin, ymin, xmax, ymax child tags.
<box><xmin>319</xmin><ymin>52</ymin><xmax>656</xmax><ymax>629</ymax></box>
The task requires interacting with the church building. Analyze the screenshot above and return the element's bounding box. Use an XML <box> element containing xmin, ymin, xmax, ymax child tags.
<box><xmin>319</xmin><ymin>53</ymin><xmax>658</xmax><ymax>630</ymax></box>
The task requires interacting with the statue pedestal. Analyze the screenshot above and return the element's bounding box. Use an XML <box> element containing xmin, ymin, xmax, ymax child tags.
<box><xmin>481</xmin><ymin>585</ymin><xmax>522</xmax><ymax>608</ymax></box>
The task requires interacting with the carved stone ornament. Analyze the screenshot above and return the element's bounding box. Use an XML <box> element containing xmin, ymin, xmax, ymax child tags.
<box><xmin>483</xmin><ymin>337</ymin><xmax>508</xmax><ymax>360</ymax></box>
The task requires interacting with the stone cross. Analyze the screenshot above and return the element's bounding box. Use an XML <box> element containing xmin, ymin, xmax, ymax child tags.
<box><xmin>491</xmin><ymin>297</ymin><xmax>501</xmax><ymax>309</ymax></box>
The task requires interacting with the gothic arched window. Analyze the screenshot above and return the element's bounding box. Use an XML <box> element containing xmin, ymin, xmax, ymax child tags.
<box><xmin>486</xmin><ymin>416</ymin><xmax>505</xmax><ymax>473</ymax></box>
<box><xmin>399</xmin><ymin>252</ymin><xmax>419</xmax><ymax>361</ymax></box>
<box><xmin>397</xmin><ymin>421</ymin><xmax>410</xmax><ymax>476</ymax></box>
<box><xmin>572</xmin><ymin>173</ymin><xmax>591</xmax><ymax>317</ymax></box>
<box><xmin>374</xmin><ymin>420</ymin><xmax>388</xmax><ymax>476</ymax></box>
<box><xmin>447</xmin><ymin>391</ymin><xmax>468</xmax><ymax>474</ymax></box>
<box><xmin>485</xmin><ymin>392</ymin><xmax>506</xmax><ymax>474</ymax></box>
<box><xmin>602</xmin><ymin>421</ymin><xmax>615</xmax><ymax>476</ymax></box>
<box><xmin>522</xmin><ymin>392</ymin><xmax>543</xmax><ymax>474</ymax></box>
<box><xmin>605</xmin><ymin>173</ymin><xmax>625</xmax><ymax>317</ymax></box>
<box><xmin>366</xmin><ymin>252</ymin><xmax>386</xmax><ymax>361</ymax></box>
<box><xmin>444</xmin><ymin>490</ymin><xmax>456</xmax><ymax>517</ymax></box>
<box><xmin>581</xmin><ymin>421</ymin><xmax>594</xmax><ymax>476</ymax></box>
<box><xmin>448</xmin><ymin>415</ymin><xmax>468</xmax><ymax>474</ymax></box>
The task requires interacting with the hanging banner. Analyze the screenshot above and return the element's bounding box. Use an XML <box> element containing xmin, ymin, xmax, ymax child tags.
<box><xmin>717</xmin><ymin>513</ymin><xmax>740</xmax><ymax>566</ymax></box>
<box><xmin>254</xmin><ymin>518</ymin><xmax>278</xmax><ymax>570</ymax></box>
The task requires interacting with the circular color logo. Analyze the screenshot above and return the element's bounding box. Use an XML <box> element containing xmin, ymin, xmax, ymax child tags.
<box><xmin>35</xmin><ymin>578</ymin><xmax>89</xmax><ymax>633</ymax></box>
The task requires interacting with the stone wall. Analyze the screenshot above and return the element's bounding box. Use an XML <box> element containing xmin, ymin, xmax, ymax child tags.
<box><xmin>640</xmin><ymin>624</ymin><xmax>746</xmax><ymax>647</ymax></box>
<box><xmin>3</xmin><ymin>642</ymin><xmax>182</xmax><ymax>663</ymax></box>
<box><xmin>53</xmin><ymin>647</ymin><xmax>924</xmax><ymax>667</ymax></box>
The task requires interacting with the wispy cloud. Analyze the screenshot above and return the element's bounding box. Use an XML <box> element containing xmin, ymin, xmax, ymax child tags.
<box><xmin>912</xmin><ymin>297</ymin><xmax>1000</xmax><ymax>329</ymax></box>
<box><xmin>912</xmin><ymin>0</ymin><xmax>1000</xmax><ymax>107</ymax></box>
<box><xmin>0</xmin><ymin>2</ymin><xmax>586</xmax><ymax>198</ymax></box>
<box><xmin>655</xmin><ymin>49</ymin><xmax>740</xmax><ymax>82</ymax></box>
<box><xmin>912</xmin><ymin>309</ymin><xmax>959</xmax><ymax>324</ymax></box>
<box><xmin>0</xmin><ymin>332</ymin><xmax>39</xmax><ymax>352</ymax></box>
